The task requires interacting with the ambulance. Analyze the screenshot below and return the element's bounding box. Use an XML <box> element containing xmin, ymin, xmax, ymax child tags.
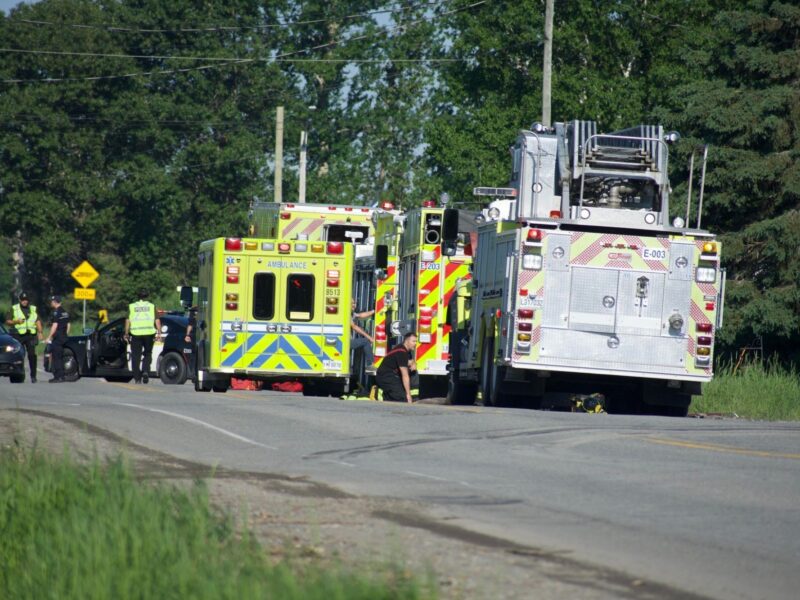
<box><xmin>193</xmin><ymin>236</ymin><xmax>355</xmax><ymax>395</ymax></box>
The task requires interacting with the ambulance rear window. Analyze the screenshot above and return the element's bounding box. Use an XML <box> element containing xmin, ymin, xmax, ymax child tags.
<box><xmin>326</xmin><ymin>225</ymin><xmax>369</xmax><ymax>244</ymax></box>
<box><xmin>287</xmin><ymin>274</ymin><xmax>314</xmax><ymax>321</ymax></box>
<box><xmin>253</xmin><ymin>273</ymin><xmax>275</xmax><ymax>320</ymax></box>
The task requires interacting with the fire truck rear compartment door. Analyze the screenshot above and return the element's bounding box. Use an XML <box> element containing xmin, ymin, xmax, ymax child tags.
<box><xmin>568</xmin><ymin>268</ymin><xmax>618</xmax><ymax>333</ymax></box>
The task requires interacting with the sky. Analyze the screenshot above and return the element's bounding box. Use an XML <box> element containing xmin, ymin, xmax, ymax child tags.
<box><xmin>0</xmin><ymin>0</ymin><xmax>31</xmax><ymax>13</ymax></box>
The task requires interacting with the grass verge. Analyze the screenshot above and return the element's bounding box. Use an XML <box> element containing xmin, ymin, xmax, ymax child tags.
<box><xmin>0</xmin><ymin>446</ymin><xmax>432</xmax><ymax>600</ymax></box>
<box><xmin>694</xmin><ymin>361</ymin><xmax>800</xmax><ymax>420</ymax></box>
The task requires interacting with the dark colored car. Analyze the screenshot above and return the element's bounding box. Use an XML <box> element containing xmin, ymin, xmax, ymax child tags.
<box><xmin>44</xmin><ymin>314</ymin><xmax>193</xmax><ymax>384</ymax></box>
<box><xmin>0</xmin><ymin>324</ymin><xmax>26</xmax><ymax>383</ymax></box>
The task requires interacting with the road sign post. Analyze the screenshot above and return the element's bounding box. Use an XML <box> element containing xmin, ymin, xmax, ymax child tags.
<box><xmin>71</xmin><ymin>260</ymin><xmax>99</xmax><ymax>333</ymax></box>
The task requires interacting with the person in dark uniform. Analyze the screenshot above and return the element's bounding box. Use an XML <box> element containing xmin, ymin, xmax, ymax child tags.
<box><xmin>184</xmin><ymin>305</ymin><xmax>197</xmax><ymax>374</ymax></box>
<box><xmin>5</xmin><ymin>292</ymin><xmax>43</xmax><ymax>382</ymax></box>
<box><xmin>376</xmin><ymin>332</ymin><xmax>417</xmax><ymax>403</ymax></box>
<box><xmin>45</xmin><ymin>295</ymin><xmax>70</xmax><ymax>383</ymax></box>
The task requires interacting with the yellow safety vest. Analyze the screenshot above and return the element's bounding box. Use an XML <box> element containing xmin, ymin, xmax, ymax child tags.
<box><xmin>128</xmin><ymin>301</ymin><xmax>157</xmax><ymax>336</ymax></box>
<box><xmin>12</xmin><ymin>303</ymin><xmax>38</xmax><ymax>335</ymax></box>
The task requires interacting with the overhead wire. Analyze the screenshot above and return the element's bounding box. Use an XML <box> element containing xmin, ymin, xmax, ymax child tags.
<box><xmin>0</xmin><ymin>0</ymin><xmax>487</xmax><ymax>84</ymax></box>
<box><xmin>17</xmin><ymin>0</ymin><xmax>453</xmax><ymax>34</ymax></box>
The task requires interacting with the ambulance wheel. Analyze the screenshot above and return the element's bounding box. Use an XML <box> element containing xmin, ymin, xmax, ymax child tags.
<box><xmin>159</xmin><ymin>352</ymin><xmax>187</xmax><ymax>385</ymax></box>
<box><xmin>212</xmin><ymin>380</ymin><xmax>229</xmax><ymax>393</ymax></box>
<box><xmin>478</xmin><ymin>337</ymin><xmax>495</xmax><ymax>406</ymax></box>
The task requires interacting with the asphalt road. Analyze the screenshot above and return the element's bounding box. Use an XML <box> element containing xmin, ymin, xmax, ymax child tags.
<box><xmin>2</xmin><ymin>375</ymin><xmax>799</xmax><ymax>600</ymax></box>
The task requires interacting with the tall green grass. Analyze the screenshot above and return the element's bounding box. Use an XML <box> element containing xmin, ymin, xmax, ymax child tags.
<box><xmin>694</xmin><ymin>360</ymin><xmax>800</xmax><ymax>420</ymax></box>
<box><xmin>0</xmin><ymin>448</ymin><xmax>432</xmax><ymax>600</ymax></box>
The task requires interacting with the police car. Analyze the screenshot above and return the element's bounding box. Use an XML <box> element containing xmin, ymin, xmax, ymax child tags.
<box><xmin>44</xmin><ymin>314</ymin><xmax>192</xmax><ymax>384</ymax></box>
<box><xmin>0</xmin><ymin>323</ymin><xmax>26</xmax><ymax>383</ymax></box>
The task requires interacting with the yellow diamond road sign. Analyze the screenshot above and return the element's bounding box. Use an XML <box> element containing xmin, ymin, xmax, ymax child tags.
<box><xmin>74</xmin><ymin>288</ymin><xmax>96</xmax><ymax>301</ymax></box>
<box><xmin>71</xmin><ymin>260</ymin><xmax>99</xmax><ymax>288</ymax></box>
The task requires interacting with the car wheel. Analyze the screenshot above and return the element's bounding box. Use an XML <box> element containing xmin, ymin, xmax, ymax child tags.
<box><xmin>10</xmin><ymin>373</ymin><xmax>25</xmax><ymax>383</ymax></box>
<box><xmin>63</xmin><ymin>348</ymin><xmax>81</xmax><ymax>382</ymax></box>
<box><xmin>159</xmin><ymin>352</ymin><xmax>188</xmax><ymax>385</ymax></box>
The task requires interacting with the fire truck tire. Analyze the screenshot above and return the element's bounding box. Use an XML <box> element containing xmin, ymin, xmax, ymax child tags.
<box><xmin>212</xmin><ymin>380</ymin><xmax>229</xmax><ymax>393</ymax></box>
<box><xmin>478</xmin><ymin>337</ymin><xmax>495</xmax><ymax>406</ymax></box>
<box><xmin>159</xmin><ymin>352</ymin><xmax>187</xmax><ymax>385</ymax></box>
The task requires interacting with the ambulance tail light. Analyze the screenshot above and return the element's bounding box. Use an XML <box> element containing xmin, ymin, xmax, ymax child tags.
<box><xmin>697</xmin><ymin>336</ymin><xmax>712</xmax><ymax>346</ymax></box>
<box><xmin>696</xmin><ymin>323</ymin><xmax>713</xmax><ymax>333</ymax></box>
<box><xmin>419</xmin><ymin>316</ymin><xmax>432</xmax><ymax>326</ymax></box>
<box><xmin>326</xmin><ymin>306</ymin><xmax>339</xmax><ymax>314</ymax></box>
<box><xmin>419</xmin><ymin>333</ymin><xmax>431</xmax><ymax>343</ymax></box>
<box><xmin>517</xmin><ymin>322</ymin><xmax>532</xmax><ymax>332</ymax></box>
<box><xmin>419</xmin><ymin>306</ymin><xmax>433</xmax><ymax>316</ymax></box>
<box><xmin>226</xmin><ymin>266</ymin><xmax>239</xmax><ymax>275</ymax></box>
<box><xmin>327</xmin><ymin>278</ymin><xmax>339</xmax><ymax>287</ymax></box>
<box><xmin>326</xmin><ymin>297</ymin><xmax>339</xmax><ymax>306</ymax></box>
<box><xmin>225</xmin><ymin>302</ymin><xmax>238</xmax><ymax>310</ymax></box>
<box><xmin>278</xmin><ymin>243</ymin><xmax>291</xmax><ymax>254</ymax></box>
<box><xmin>518</xmin><ymin>308</ymin><xmax>534</xmax><ymax>319</ymax></box>
<box><xmin>697</xmin><ymin>347</ymin><xmax>711</xmax><ymax>356</ymax></box>
<box><xmin>517</xmin><ymin>333</ymin><xmax>532</xmax><ymax>342</ymax></box>
<box><xmin>375</xmin><ymin>332</ymin><xmax>386</xmax><ymax>341</ymax></box>
<box><xmin>225</xmin><ymin>293</ymin><xmax>238</xmax><ymax>301</ymax></box>
<box><xmin>226</xmin><ymin>275</ymin><xmax>239</xmax><ymax>284</ymax></box>
<box><xmin>224</xmin><ymin>238</ymin><xmax>242</xmax><ymax>251</ymax></box>
<box><xmin>327</xmin><ymin>241</ymin><xmax>344</xmax><ymax>254</ymax></box>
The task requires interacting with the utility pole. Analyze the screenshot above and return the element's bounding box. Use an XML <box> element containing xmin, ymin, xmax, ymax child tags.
<box><xmin>298</xmin><ymin>130</ymin><xmax>307</xmax><ymax>203</ymax></box>
<box><xmin>274</xmin><ymin>106</ymin><xmax>284</xmax><ymax>203</ymax></box>
<box><xmin>298</xmin><ymin>105</ymin><xmax>316</xmax><ymax>204</ymax></box>
<box><xmin>542</xmin><ymin>0</ymin><xmax>554</xmax><ymax>127</ymax></box>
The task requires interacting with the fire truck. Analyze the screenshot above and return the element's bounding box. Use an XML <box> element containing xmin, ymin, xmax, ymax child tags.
<box><xmin>193</xmin><ymin>236</ymin><xmax>355</xmax><ymax>395</ymax></box>
<box><xmin>443</xmin><ymin>120</ymin><xmax>724</xmax><ymax>415</ymax></box>
<box><xmin>353</xmin><ymin>201</ymin><xmax>474</xmax><ymax>396</ymax></box>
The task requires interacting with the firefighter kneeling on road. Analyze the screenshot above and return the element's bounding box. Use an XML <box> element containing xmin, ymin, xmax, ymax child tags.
<box><xmin>376</xmin><ymin>332</ymin><xmax>417</xmax><ymax>403</ymax></box>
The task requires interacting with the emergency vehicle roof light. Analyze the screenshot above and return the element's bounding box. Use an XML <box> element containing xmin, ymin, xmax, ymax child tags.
<box><xmin>225</xmin><ymin>238</ymin><xmax>242</xmax><ymax>251</ymax></box>
<box><xmin>702</xmin><ymin>242</ymin><xmax>718</xmax><ymax>255</ymax></box>
<box><xmin>549</xmin><ymin>210</ymin><xmax>562</xmax><ymax>219</ymax></box>
<box><xmin>280</xmin><ymin>212</ymin><xmax>291</xmax><ymax>219</ymax></box>
<box><xmin>327</xmin><ymin>241</ymin><xmax>344</xmax><ymax>254</ymax></box>
<box><xmin>422</xmin><ymin>199</ymin><xmax>436</xmax><ymax>208</ymax></box>
<box><xmin>380</xmin><ymin>200</ymin><xmax>394</xmax><ymax>210</ymax></box>
<box><xmin>286</xmin><ymin>203</ymin><xmax>294</xmax><ymax>207</ymax></box>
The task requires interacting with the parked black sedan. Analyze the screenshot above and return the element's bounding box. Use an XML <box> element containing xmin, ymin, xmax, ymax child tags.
<box><xmin>44</xmin><ymin>314</ymin><xmax>192</xmax><ymax>384</ymax></box>
<box><xmin>0</xmin><ymin>323</ymin><xmax>26</xmax><ymax>383</ymax></box>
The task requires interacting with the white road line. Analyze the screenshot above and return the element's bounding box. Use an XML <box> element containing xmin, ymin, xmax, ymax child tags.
<box><xmin>405</xmin><ymin>470</ymin><xmax>450</xmax><ymax>482</ymax></box>
<box><xmin>118</xmin><ymin>403</ymin><xmax>277</xmax><ymax>450</ymax></box>
<box><xmin>321</xmin><ymin>459</ymin><xmax>356</xmax><ymax>468</ymax></box>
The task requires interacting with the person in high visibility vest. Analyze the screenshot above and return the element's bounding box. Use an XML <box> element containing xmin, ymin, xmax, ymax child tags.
<box><xmin>5</xmin><ymin>292</ymin><xmax>43</xmax><ymax>382</ymax></box>
<box><xmin>124</xmin><ymin>289</ymin><xmax>161</xmax><ymax>384</ymax></box>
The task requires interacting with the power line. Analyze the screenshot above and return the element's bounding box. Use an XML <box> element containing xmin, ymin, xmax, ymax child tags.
<box><xmin>17</xmin><ymin>0</ymin><xmax>452</xmax><ymax>34</ymax></box>
<box><xmin>0</xmin><ymin>0</ymin><xmax>486</xmax><ymax>84</ymax></box>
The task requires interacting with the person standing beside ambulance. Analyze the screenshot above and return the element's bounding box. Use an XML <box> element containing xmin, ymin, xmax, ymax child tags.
<box><xmin>6</xmin><ymin>292</ymin><xmax>43</xmax><ymax>382</ymax></box>
<box><xmin>124</xmin><ymin>290</ymin><xmax>161</xmax><ymax>384</ymax></box>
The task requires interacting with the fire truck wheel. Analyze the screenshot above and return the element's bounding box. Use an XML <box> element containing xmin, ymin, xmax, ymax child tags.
<box><xmin>212</xmin><ymin>380</ymin><xmax>229</xmax><ymax>393</ymax></box>
<box><xmin>159</xmin><ymin>352</ymin><xmax>187</xmax><ymax>385</ymax></box>
<box><xmin>478</xmin><ymin>337</ymin><xmax>495</xmax><ymax>406</ymax></box>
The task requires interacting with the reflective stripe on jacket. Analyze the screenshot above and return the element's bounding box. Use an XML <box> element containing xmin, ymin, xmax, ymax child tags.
<box><xmin>128</xmin><ymin>301</ymin><xmax>156</xmax><ymax>336</ymax></box>
<box><xmin>12</xmin><ymin>303</ymin><xmax>38</xmax><ymax>335</ymax></box>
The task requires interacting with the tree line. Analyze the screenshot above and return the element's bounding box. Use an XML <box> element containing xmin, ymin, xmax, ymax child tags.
<box><xmin>0</xmin><ymin>0</ymin><xmax>797</xmax><ymax>362</ymax></box>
